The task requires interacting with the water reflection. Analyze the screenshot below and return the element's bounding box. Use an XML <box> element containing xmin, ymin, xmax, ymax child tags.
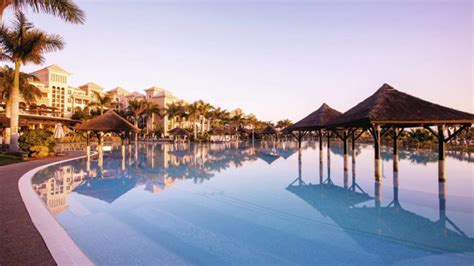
<box><xmin>30</xmin><ymin>141</ymin><xmax>474</xmax><ymax>264</ymax></box>
<box><xmin>287</xmin><ymin>151</ymin><xmax>474</xmax><ymax>257</ymax></box>
<box><xmin>32</xmin><ymin>141</ymin><xmax>302</xmax><ymax>211</ymax></box>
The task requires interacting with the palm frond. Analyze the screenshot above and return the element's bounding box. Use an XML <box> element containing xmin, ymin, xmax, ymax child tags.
<box><xmin>10</xmin><ymin>0</ymin><xmax>85</xmax><ymax>24</ymax></box>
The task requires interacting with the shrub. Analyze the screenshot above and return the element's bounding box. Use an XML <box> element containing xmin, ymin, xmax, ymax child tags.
<box><xmin>19</xmin><ymin>129</ymin><xmax>56</xmax><ymax>156</ymax></box>
<box><xmin>30</xmin><ymin>145</ymin><xmax>49</xmax><ymax>158</ymax></box>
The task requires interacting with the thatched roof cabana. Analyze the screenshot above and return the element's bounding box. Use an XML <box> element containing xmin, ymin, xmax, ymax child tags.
<box><xmin>168</xmin><ymin>127</ymin><xmax>191</xmax><ymax>136</ymax></box>
<box><xmin>289</xmin><ymin>103</ymin><xmax>342</xmax><ymax>131</ymax></box>
<box><xmin>261</xmin><ymin>125</ymin><xmax>278</xmax><ymax>135</ymax></box>
<box><xmin>327</xmin><ymin>83</ymin><xmax>474</xmax><ymax>128</ymax></box>
<box><xmin>75</xmin><ymin>110</ymin><xmax>140</xmax><ymax>133</ymax></box>
<box><xmin>209</xmin><ymin>127</ymin><xmax>226</xmax><ymax>135</ymax></box>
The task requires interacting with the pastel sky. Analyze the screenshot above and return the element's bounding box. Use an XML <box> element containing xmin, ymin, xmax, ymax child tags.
<box><xmin>3</xmin><ymin>0</ymin><xmax>473</xmax><ymax>122</ymax></box>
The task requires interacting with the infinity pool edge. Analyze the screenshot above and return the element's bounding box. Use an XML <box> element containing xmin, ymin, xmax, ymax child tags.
<box><xmin>18</xmin><ymin>154</ymin><xmax>94</xmax><ymax>266</ymax></box>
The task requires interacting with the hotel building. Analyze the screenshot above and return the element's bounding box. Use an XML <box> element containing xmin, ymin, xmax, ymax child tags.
<box><xmin>0</xmin><ymin>64</ymin><xmax>183</xmax><ymax>134</ymax></box>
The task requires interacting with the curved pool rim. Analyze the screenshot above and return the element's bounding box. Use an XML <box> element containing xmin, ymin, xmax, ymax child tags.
<box><xmin>18</xmin><ymin>154</ymin><xmax>94</xmax><ymax>265</ymax></box>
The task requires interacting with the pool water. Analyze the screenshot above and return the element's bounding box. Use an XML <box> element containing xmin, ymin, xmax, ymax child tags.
<box><xmin>31</xmin><ymin>141</ymin><xmax>474</xmax><ymax>265</ymax></box>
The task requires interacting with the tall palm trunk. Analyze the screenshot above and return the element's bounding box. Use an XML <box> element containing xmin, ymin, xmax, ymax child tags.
<box><xmin>9</xmin><ymin>61</ymin><xmax>20</xmax><ymax>151</ymax></box>
<box><xmin>134</xmin><ymin>115</ymin><xmax>139</xmax><ymax>142</ymax></box>
<box><xmin>3</xmin><ymin>99</ymin><xmax>11</xmax><ymax>144</ymax></box>
<box><xmin>193</xmin><ymin>115</ymin><xmax>197</xmax><ymax>140</ymax></box>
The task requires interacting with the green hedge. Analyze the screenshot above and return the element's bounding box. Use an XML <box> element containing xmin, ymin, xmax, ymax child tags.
<box><xmin>19</xmin><ymin>129</ymin><xmax>56</xmax><ymax>156</ymax></box>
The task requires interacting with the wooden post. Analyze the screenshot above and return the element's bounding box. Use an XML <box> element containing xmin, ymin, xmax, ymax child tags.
<box><xmin>375</xmin><ymin>180</ymin><xmax>381</xmax><ymax>209</ymax></box>
<box><xmin>343</xmin><ymin>130</ymin><xmax>349</xmax><ymax>171</ymax></box>
<box><xmin>97</xmin><ymin>132</ymin><xmax>103</xmax><ymax>168</ymax></box>
<box><xmin>393</xmin><ymin>128</ymin><xmax>399</xmax><ymax>172</ymax></box>
<box><xmin>327</xmin><ymin>131</ymin><xmax>331</xmax><ymax>161</ymax></box>
<box><xmin>393</xmin><ymin>170</ymin><xmax>399</xmax><ymax>205</ymax></box>
<box><xmin>319</xmin><ymin>129</ymin><xmax>323</xmax><ymax>151</ymax></box>
<box><xmin>298</xmin><ymin>147</ymin><xmax>302</xmax><ymax>186</ymax></box>
<box><xmin>121</xmin><ymin>135</ymin><xmax>126</xmax><ymax>171</ymax></box>
<box><xmin>438</xmin><ymin>180</ymin><xmax>446</xmax><ymax>227</ymax></box>
<box><xmin>373</xmin><ymin>125</ymin><xmax>382</xmax><ymax>181</ymax></box>
<box><xmin>343</xmin><ymin>166</ymin><xmax>349</xmax><ymax>189</ymax></box>
<box><xmin>351</xmin><ymin>131</ymin><xmax>356</xmax><ymax>164</ymax></box>
<box><xmin>319</xmin><ymin>144</ymin><xmax>323</xmax><ymax>184</ymax></box>
<box><xmin>438</xmin><ymin>125</ymin><xmax>446</xmax><ymax>182</ymax></box>
<box><xmin>85</xmin><ymin>132</ymin><xmax>91</xmax><ymax>158</ymax></box>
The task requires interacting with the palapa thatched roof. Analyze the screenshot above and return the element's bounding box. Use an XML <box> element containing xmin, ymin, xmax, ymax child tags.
<box><xmin>75</xmin><ymin>110</ymin><xmax>140</xmax><ymax>133</ymax></box>
<box><xmin>209</xmin><ymin>127</ymin><xmax>226</xmax><ymax>135</ymax></box>
<box><xmin>168</xmin><ymin>127</ymin><xmax>191</xmax><ymax>136</ymax></box>
<box><xmin>328</xmin><ymin>83</ymin><xmax>474</xmax><ymax>128</ymax></box>
<box><xmin>261</xmin><ymin>125</ymin><xmax>278</xmax><ymax>135</ymax></box>
<box><xmin>289</xmin><ymin>103</ymin><xmax>342</xmax><ymax>131</ymax></box>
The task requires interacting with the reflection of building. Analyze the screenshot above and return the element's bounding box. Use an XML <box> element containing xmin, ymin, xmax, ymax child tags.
<box><xmin>32</xmin><ymin>165</ymin><xmax>87</xmax><ymax>215</ymax></box>
<box><xmin>32</xmin><ymin>142</ymin><xmax>297</xmax><ymax>215</ymax></box>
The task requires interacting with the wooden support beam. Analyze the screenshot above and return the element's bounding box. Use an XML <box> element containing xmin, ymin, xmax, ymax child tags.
<box><xmin>438</xmin><ymin>125</ymin><xmax>446</xmax><ymax>182</ymax></box>
<box><xmin>445</xmin><ymin>124</ymin><xmax>470</xmax><ymax>142</ymax></box>
<box><xmin>354</xmin><ymin>128</ymin><xmax>366</xmax><ymax>141</ymax></box>
<box><xmin>371</xmin><ymin>125</ymin><xmax>382</xmax><ymax>181</ymax></box>
<box><xmin>393</xmin><ymin>128</ymin><xmax>399</xmax><ymax>172</ymax></box>
<box><xmin>318</xmin><ymin>129</ymin><xmax>323</xmax><ymax>151</ymax></box>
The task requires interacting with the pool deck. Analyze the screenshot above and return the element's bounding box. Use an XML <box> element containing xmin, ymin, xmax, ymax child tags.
<box><xmin>0</xmin><ymin>151</ymin><xmax>84</xmax><ymax>265</ymax></box>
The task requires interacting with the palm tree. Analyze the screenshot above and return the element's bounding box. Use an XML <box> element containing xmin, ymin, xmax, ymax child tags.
<box><xmin>198</xmin><ymin>100</ymin><xmax>212</xmax><ymax>134</ymax></box>
<box><xmin>127</xmin><ymin>99</ymin><xmax>145</xmax><ymax>142</ymax></box>
<box><xmin>142</xmin><ymin>100</ymin><xmax>164</xmax><ymax>135</ymax></box>
<box><xmin>187</xmin><ymin>101</ymin><xmax>200</xmax><ymax>139</ymax></box>
<box><xmin>90</xmin><ymin>91</ymin><xmax>111</xmax><ymax>115</ymax></box>
<box><xmin>166</xmin><ymin>101</ymin><xmax>186</xmax><ymax>130</ymax></box>
<box><xmin>276</xmin><ymin>119</ymin><xmax>293</xmax><ymax>129</ymax></box>
<box><xmin>0</xmin><ymin>12</ymin><xmax>64</xmax><ymax>150</ymax></box>
<box><xmin>0</xmin><ymin>0</ymin><xmax>85</xmax><ymax>23</ymax></box>
<box><xmin>71</xmin><ymin>106</ymin><xmax>90</xmax><ymax>121</ymax></box>
<box><xmin>0</xmin><ymin>65</ymin><xmax>40</xmax><ymax>144</ymax></box>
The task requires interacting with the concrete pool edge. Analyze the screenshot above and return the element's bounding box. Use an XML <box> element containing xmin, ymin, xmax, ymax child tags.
<box><xmin>18</xmin><ymin>154</ymin><xmax>94</xmax><ymax>266</ymax></box>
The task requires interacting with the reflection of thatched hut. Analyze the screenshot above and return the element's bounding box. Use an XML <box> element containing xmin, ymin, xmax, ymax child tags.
<box><xmin>168</xmin><ymin>127</ymin><xmax>191</xmax><ymax>142</ymax></box>
<box><xmin>286</xmin><ymin>182</ymin><xmax>474</xmax><ymax>260</ymax></box>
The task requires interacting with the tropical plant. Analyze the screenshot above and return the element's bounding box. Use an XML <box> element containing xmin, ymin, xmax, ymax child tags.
<box><xmin>127</xmin><ymin>99</ymin><xmax>145</xmax><ymax>141</ymax></box>
<box><xmin>90</xmin><ymin>91</ymin><xmax>111</xmax><ymax>115</ymax></box>
<box><xmin>276</xmin><ymin>119</ymin><xmax>293</xmax><ymax>129</ymax></box>
<box><xmin>0</xmin><ymin>12</ymin><xmax>64</xmax><ymax>150</ymax></box>
<box><xmin>166</xmin><ymin>101</ymin><xmax>186</xmax><ymax>129</ymax></box>
<box><xmin>198</xmin><ymin>100</ymin><xmax>212</xmax><ymax>134</ymax></box>
<box><xmin>0</xmin><ymin>0</ymin><xmax>85</xmax><ymax>24</ymax></box>
<box><xmin>187</xmin><ymin>101</ymin><xmax>200</xmax><ymax>139</ymax></box>
<box><xmin>71</xmin><ymin>106</ymin><xmax>90</xmax><ymax>121</ymax></box>
<box><xmin>142</xmin><ymin>100</ymin><xmax>164</xmax><ymax>135</ymax></box>
<box><xmin>18</xmin><ymin>128</ymin><xmax>55</xmax><ymax>156</ymax></box>
<box><xmin>0</xmin><ymin>65</ymin><xmax>41</xmax><ymax>114</ymax></box>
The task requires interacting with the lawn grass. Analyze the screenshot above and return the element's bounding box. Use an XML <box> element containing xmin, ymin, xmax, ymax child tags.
<box><xmin>0</xmin><ymin>153</ymin><xmax>23</xmax><ymax>166</ymax></box>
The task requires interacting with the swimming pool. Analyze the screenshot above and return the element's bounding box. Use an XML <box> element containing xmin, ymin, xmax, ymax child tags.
<box><xmin>31</xmin><ymin>141</ymin><xmax>474</xmax><ymax>265</ymax></box>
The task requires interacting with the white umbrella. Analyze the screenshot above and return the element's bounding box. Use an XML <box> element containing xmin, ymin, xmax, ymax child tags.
<box><xmin>53</xmin><ymin>123</ymin><xmax>65</xmax><ymax>139</ymax></box>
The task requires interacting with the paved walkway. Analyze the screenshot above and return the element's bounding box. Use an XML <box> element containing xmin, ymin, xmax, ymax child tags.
<box><xmin>0</xmin><ymin>151</ymin><xmax>84</xmax><ymax>265</ymax></box>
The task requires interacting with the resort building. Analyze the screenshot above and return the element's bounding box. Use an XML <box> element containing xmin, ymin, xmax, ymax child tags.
<box><xmin>0</xmin><ymin>64</ymin><xmax>207</xmax><ymax>137</ymax></box>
